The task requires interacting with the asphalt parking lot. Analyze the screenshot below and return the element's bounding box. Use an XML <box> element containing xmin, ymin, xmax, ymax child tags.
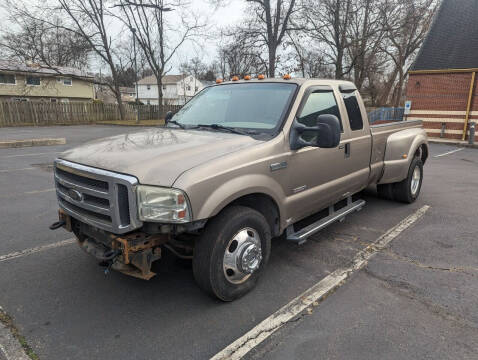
<box><xmin>0</xmin><ymin>125</ymin><xmax>477</xmax><ymax>360</ymax></box>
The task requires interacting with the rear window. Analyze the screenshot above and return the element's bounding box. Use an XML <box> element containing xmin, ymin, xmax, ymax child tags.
<box><xmin>342</xmin><ymin>92</ymin><xmax>363</xmax><ymax>131</ymax></box>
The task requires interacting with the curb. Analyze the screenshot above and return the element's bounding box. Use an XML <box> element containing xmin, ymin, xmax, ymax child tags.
<box><xmin>0</xmin><ymin>138</ymin><xmax>66</xmax><ymax>149</ymax></box>
<box><xmin>428</xmin><ymin>139</ymin><xmax>478</xmax><ymax>149</ymax></box>
<box><xmin>96</xmin><ymin>121</ymin><xmax>165</xmax><ymax>127</ymax></box>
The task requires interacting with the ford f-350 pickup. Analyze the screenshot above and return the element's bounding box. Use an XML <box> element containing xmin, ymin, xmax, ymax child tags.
<box><xmin>50</xmin><ymin>77</ymin><xmax>428</xmax><ymax>301</ymax></box>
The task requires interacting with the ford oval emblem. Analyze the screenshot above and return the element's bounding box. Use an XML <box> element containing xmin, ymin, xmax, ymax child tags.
<box><xmin>68</xmin><ymin>189</ymin><xmax>83</xmax><ymax>202</ymax></box>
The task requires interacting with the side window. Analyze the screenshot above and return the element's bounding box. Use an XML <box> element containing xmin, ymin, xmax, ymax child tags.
<box><xmin>342</xmin><ymin>92</ymin><xmax>363</xmax><ymax>131</ymax></box>
<box><xmin>297</xmin><ymin>91</ymin><xmax>343</xmax><ymax>131</ymax></box>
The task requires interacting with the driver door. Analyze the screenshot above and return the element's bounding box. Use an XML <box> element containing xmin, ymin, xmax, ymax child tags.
<box><xmin>285</xmin><ymin>86</ymin><xmax>354</xmax><ymax>223</ymax></box>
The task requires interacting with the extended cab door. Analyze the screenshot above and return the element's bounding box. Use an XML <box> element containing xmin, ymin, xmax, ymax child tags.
<box><xmin>337</xmin><ymin>85</ymin><xmax>373</xmax><ymax>195</ymax></box>
<box><xmin>285</xmin><ymin>85</ymin><xmax>358</xmax><ymax>223</ymax></box>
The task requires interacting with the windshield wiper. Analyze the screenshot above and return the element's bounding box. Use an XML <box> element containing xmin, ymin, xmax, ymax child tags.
<box><xmin>194</xmin><ymin>123</ymin><xmax>257</xmax><ymax>135</ymax></box>
<box><xmin>167</xmin><ymin>120</ymin><xmax>187</xmax><ymax>129</ymax></box>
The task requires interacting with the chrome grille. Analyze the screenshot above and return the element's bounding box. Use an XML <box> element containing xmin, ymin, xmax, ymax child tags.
<box><xmin>54</xmin><ymin>159</ymin><xmax>142</xmax><ymax>234</ymax></box>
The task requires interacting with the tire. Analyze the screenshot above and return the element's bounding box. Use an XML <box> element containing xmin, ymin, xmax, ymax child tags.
<box><xmin>377</xmin><ymin>183</ymin><xmax>394</xmax><ymax>200</ymax></box>
<box><xmin>193</xmin><ymin>206</ymin><xmax>271</xmax><ymax>301</ymax></box>
<box><xmin>392</xmin><ymin>157</ymin><xmax>424</xmax><ymax>203</ymax></box>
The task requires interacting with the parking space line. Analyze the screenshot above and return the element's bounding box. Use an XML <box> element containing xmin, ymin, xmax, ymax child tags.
<box><xmin>211</xmin><ymin>205</ymin><xmax>430</xmax><ymax>360</ymax></box>
<box><xmin>0</xmin><ymin>168</ymin><xmax>36</xmax><ymax>173</ymax></box>
<box><xmin>434</xmin><ymin>148</ymin><xmax>463</xmax><ymax>157</ymax></box>
<box><xmin>0</xmin><ymin>188</ymin><xmax>56</xmax><ymax>199</ymax></box>
<box><xmin>0</xmin><ymin>152</ymin><xmax>60</xmax><ymax>158</ymax></box>
<box><xmin>24</xmin><ymin>188</ymin><xmax>55</xmax><ymax>195</ymax></box>
<box><xmin>0</xmin><ymin>238</ymin><xmax>76</xmax><ymax>263</ymax></box>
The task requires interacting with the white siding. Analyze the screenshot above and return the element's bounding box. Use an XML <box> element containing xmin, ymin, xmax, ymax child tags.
<box><xmin>136</xmin><ymin>75</ymin><xmax>204</xmax><ymax>106</ymax></box>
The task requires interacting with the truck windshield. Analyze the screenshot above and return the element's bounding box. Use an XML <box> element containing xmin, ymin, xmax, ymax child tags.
<box><xmin>171</xmin><ymin>83</ymin><xmax>297</xmax><ymax>131</ymax></box>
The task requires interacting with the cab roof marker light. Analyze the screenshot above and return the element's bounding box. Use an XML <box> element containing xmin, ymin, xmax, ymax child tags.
<box><xmin>257</xmin><ymin>74</ymin><xmax>265</xmax><ymax>80</ymax></box>
<box><xmin>231</xmin><ymin>76</ymin><xmax>239</xmax><ymax>81</ymax></box>
<box><xmin>244</xmin><ymin>75</ymin><xmax>251</xmax><ymax>80</ymax></box>
<box><xmin>216</xmin><ymin>79</ymin><xmax>223</xmax><ymax>84</ymax></box>
<box><xmin>283</xmin><ymin>74</ymin><xmax>291</xmax><ymax>80</ymax></box>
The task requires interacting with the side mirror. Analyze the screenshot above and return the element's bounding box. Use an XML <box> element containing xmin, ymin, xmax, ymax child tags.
<box><xmin>290</xmin><ymin>114</ymin><xmax>341</xmax><ymax>150</ymax></box>
<box><xmin>165</xmin><ymin>111</ymin><xmax>173</xmax><ymax>123</ymax></box>
<box><xmin>316</xmin><ymin>114</ymin><xmax>341</xmax><ymax>148</ymax></box>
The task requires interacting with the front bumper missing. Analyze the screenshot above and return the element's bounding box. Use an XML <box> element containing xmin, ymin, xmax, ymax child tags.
<box><xmin>56</xmin><ymin>210</ymin><xmax>169</xmax><ymax>280</ymax></box>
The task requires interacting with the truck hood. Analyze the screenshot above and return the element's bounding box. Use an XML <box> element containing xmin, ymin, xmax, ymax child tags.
<box><xmin>59</xmin><ymin>127</ymin><xmax>264</xmax><ymax>186</ymax></box>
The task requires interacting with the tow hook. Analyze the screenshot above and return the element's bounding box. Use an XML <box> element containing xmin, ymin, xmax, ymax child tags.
<box><xmin>49</xmin><ymin>220</ymin><xmax>66</xmax><ymax>230</ymax></box>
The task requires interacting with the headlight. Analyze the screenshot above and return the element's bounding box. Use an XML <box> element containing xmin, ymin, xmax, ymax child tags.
<box><xmin>137</xmin><ymin>185</ymin><xmax>191</xmax><ymax>223</ymax></box>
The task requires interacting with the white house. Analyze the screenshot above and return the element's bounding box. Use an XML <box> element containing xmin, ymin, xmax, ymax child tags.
<box><xmin>136</xmin><ymin>74</ymin><xmax>204</xmax><ymax>105</ymax></box>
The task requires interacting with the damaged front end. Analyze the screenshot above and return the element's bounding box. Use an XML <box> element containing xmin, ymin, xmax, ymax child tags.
<box><xmin>54</xmin><ymin>210</ymin><xmax>170</xmax><ymax>280</ymax></box>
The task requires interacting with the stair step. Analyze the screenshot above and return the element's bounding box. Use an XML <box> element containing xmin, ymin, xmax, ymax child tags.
<box><xmin>287</xmin><ymin>198</ymin><xmax>366</xmax><ymax>244</ymax></box>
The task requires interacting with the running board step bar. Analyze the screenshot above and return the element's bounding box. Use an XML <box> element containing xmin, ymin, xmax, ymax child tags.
<box><xmin>286</xmin><ymin>197</ymin><xmax>366</xmax><ymax>245</ymax></box>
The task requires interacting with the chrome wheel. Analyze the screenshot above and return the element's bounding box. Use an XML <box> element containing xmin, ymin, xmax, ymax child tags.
<box><xmin>223</xmin><ymin>227</ymin><xmax>262</xmax><ymax>284</ymax></box>
<box><xmin>410</xmin><ymin>166</ymin><xmax>421</xmax><ymax>195</ymax></box>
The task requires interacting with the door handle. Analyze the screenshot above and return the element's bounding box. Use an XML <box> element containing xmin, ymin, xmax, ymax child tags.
<box><xmin>340</xmin><ymin>143</ymin><xmax>351</xmax><ymax>158</ymax></box>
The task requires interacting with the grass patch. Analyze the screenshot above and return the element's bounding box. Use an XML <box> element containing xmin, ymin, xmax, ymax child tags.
<box><xmin>0</xmin><ymin>307</ymin><xmax>40</xmax><ymax>360</ymax></box>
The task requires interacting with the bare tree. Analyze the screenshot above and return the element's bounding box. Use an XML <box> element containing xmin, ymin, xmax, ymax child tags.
<box><xmin>228</xmin><ymin>0</ymin><xmax>298</xmax><ymax>77</ymax></box>
<box><xmin>216</xmin><ymin>33</ymin><xmax>267</xmax><ymax>79</ymax></box>
<box><xmin>5</xmin><ymin>0</ymin><xmax>129</xmax><ymax>118</ymax></box>
<box><xmin>303</xmin><ymin>0</ymin><xmax>355</xmax><ymax>79</ymax></box>
<box><xmin>285</xmin><ymin>31</ymin><xmax>332</xmax><ymax>78</ymax></box>
<box><xmin>346</xmin><ymin>0</ymin><xmax>386</xmax><ymax>90</ymax></box>
<box><xmin>0</xmin><ymin>15</ymin><xmax>91</xmax><ymax>69</ymax></box>
<box><xmin>378</xmin><ymin>0</ymin><xmax>437</xmax><ymax>106</ymax></box>
<box><xmin>114</xmin><ymin>0</ymin><xmax>205</xmax><ymax>108</ymax></box>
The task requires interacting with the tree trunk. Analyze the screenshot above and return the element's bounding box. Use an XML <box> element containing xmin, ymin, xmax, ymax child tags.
<box><xmin>156</xmin><ymin>78</ymin><xmax>164</xmax><ymax>117</ymax></box>
<box><xmin>268</xmin><ymin>44</ymin><xmax>276</xmax><ymax>78</ymax></box>
<box><xmin>378</xmin><ymin>67</ymin><xmax>399</xmax><ymax>106</ymax></box>
<box><xmin>113</xmin><ymin>84</ymin><xmax>126</xmax><ymax>121</ymax></box>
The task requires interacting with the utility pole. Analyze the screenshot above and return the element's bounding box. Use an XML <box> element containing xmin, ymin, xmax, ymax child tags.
<box><xmin>131</xmin><ymin>27</ymin><xmax>139</xmax><ymax>123</ymax></box>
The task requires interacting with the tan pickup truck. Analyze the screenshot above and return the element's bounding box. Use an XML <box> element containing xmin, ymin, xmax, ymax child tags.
<box><xmin>50</xmin><ymin>78</ymin><xmax>428</xmax><ymax>301</ymax></box>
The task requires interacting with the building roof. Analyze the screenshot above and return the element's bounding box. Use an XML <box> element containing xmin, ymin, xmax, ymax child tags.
<box><xmin>0</xmin><ymin>60</ymin><xmax>93</xmax><ymax>78</ymax></box>
<box><xmin>411</xmin><ymin>0</ymin><xmax>478</xmax><ymax>71</ymax></box>
<box><xmin>137</xmin><ymin>74</ymin><xmax>187</xmax><ymax>85</ymax></box>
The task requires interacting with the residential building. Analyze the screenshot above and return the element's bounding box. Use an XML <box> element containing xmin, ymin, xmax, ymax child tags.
<box><xmin>95</xmin><ymin>86</ymin><xmax>136</xmax><ymax>104</ymax></box>
<box><xmin>406</xmin><ymin>0</ymin><xmax>478</xmax><ymax>140</ymax></box>
<box><xmin>0</xmin><ymin>61</ymin><xmax>94</xmax><ymax>102</ymax></box>
<box><xmin>136</xmin><ymin>74</ymin><xmax>204</xmax><ymax>105</ymax></box>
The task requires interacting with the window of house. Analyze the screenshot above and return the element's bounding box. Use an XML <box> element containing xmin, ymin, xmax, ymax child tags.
<box><xmin>26</xmin><ymin>76</ymin><xmax>41</xmax><ymax>86</ymax></box>
<box><xmin>50</xmin><ymin>98</ymin><xmax>57</xmax><ymax>103</ymax></box>
<box><xmin>342</xmin><ymin>92</ymin><xmax>363</xmax><ymax>131</ymax></box>
<box><xmin>147</xmin><ymin>100</ymin><xmax>150</xmax><ymax>105</ymax></box>
<box><xmin>162</xmin><ymin>85</ymin><xmax>166</xmax><ymax>90</ymax></box>
<box><xmin>147</xmin><ymin>85</ymin><xmax>151</xmax><ymax>90</ymax></box>
<box><xmin>195</xmin><ymin>86</ymin><xmax>198</xmax><ymax>92</ymax></box>
<box><xmin>63</xmin><ymin>78</ymin><xmax>72</xmax><ymax>86</ymax></box>
<box><xmin>14</xmin><ymin>98</ymin><xmax>28</xmax><ymax>102</ymax></box>
<box><xmin>0</xmin><ymin>73</ymin><xmax>15</xmax><ymax>84</ymax></box>
<box><xmin>60</xmin><ymin>98</ymin><xmax>69</xmax><ymax>103</ymax></box>
<box><xmin>186</xmin><ymin>85</ymin><xmax>191</xmax><ymax>91</ymax></box>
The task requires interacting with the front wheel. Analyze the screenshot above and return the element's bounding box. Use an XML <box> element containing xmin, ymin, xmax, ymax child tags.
<box><xmin>193</xmin><ymin>206</ymin><xmax>271</xmax><ymax>301</ymax></box>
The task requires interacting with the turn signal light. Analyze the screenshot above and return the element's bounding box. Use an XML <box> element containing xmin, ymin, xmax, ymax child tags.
<box><xmin>244</xmin><ymin>75</ymin><xmax>251</xmax><ymax>80</ymax></box>
<box><xmin>283</xmin><ymin>74</ymin><xmax>291</xmax><ymax>80</ymax></box>
<box><xmin>216</xmin><ymin>79</ymin><xmax>223</xmax><ymax>84</ymax></box>
<box><xmin>258</xmin><ymin>74</ymin><xmax>265</xmax><ymax>80</ymax></box>
<box><xmin>232</xmin><ymin>76</ymin><xmax>239</xmax><ymax>81</ymax></box>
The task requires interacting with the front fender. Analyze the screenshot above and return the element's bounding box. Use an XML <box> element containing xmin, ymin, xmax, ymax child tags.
<box><xmin>379</xmin><ymin>128</ymin><xmax>428</xmax><ymax>184</ymax></box>
<box><xmin>192</xmin><ymin>173</ymin><xmax>286</xmax><ymax>222</ymax></box>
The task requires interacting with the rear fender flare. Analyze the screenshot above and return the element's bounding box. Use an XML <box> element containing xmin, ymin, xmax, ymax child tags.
<box><xmin>379</xmin><ymin>128</ymin><xmax>428</xmax><ymax>184</ymax></box>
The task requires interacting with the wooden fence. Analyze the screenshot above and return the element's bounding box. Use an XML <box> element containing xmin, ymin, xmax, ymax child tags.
<box><xmin>0</xmin><ymin>102</ymin><xmax>182</xmax><ymax>127</ymax></box>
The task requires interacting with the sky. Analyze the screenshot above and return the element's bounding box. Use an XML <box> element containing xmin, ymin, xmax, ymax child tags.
<box><xmin>0</xmin><ymin>0</ymin><xmax>247</xmax><ymax>75</ymax></box>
